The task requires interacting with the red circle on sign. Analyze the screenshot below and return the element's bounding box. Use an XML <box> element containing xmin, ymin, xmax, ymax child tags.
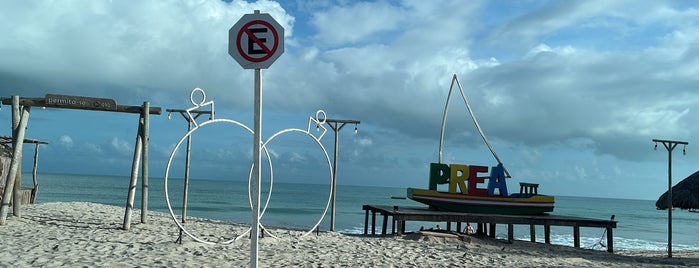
<box><xmin>236</xmin><ymin>20</ymin><xmax>280</xmax><ymax>63</ymax></box>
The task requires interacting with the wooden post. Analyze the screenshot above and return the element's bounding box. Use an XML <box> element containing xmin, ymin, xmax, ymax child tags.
<box><xmin>530</xmin><ymin>224</ymin><xmax>536</xmax><ymax>242</ymax></box>
<box><xmin>31</xmin><ymin>144</ymin><xmax>40</xmax><ymax>203</ymax></box>
<box><xmin>573</xmin><ymin>225</ymin><xmax>580</xmax><ymax>248</ymax></box>
<box><xmin>489</xmin><ymin>223</ymin><xmax>496</xmax><ymax>238</ymax></box>
<box><xmin>123</xmin><ymin>112</ymin><xmax>144</xmax><ymax>230</ymax></box>
<box><xmin>371</xmin><ymin>210</ymin><xmax>376</xmax><ymax>235</ymax></box>
<box><xmin>508</xmin><ymin>223</ymin><xmax>514</xmax><ymax>243</ymax></box>
<box><xmin>606</xmin><ymin>227</ymin><xmax>614</xmax><ymax>253</ymax></box>
<box><xmin>182</xmin><ymin>118</ymin><xmax>194</xmax><ymax>222</ymax></box>
<box><xmin>477</xmin><ymin>222</ymin><xmax>485</xmax><ymax>235</ymax></box>
<box><xmin>140</xmin><ymin>102</ymin><xmax>149</xmax><ymax>224</ymax></box>
<box><xmin>0</xmin><ymin>96</ymin><xmax>30</xmax><ymax>224</ymax></box>
<box><xmin>12</xmin><ymin>99</ymin><xmax>23</xmax><ymax>216</ymax></box>
<box><xmin>544</xmin><ymin>224</ymin><xmax>551</xmax><ymax>244</ymax></box>
<box><xmin>364</xmin><ymin>208</ymin><xmax>369</xmax><ymax>235</ymax></box>
<box><xmin>381</xmin><ymin>213</ymin><xmax>388</xmax><ymax>235</ymax></box>
<box><xmin>456</xmin><ymin>222</ymin><xmax>462</xmax><ymax>233</ymax></box>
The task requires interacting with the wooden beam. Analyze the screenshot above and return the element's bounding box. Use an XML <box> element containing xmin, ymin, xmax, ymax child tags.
<box><xmin>0</xmin><ymin>96</ymin><xmax>162</xmax><ymax>115</ymax></box>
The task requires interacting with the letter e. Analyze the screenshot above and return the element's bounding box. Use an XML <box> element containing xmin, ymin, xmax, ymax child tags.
<box><xmin>468</xmin><ymin>165</ymin><xmax>489</xmax><ymax>196</ymax></box>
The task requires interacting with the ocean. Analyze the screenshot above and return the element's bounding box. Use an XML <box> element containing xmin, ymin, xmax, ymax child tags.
<box><xmin>22</xmin><ymin>172</ymin><xmax>699</xmax><ymax>251</ymax></box>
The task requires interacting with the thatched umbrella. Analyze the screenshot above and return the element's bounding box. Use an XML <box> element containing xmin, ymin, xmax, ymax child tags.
<box><xmin>656</xmin><ymin>170</ymin><xmax>699</xmax><ymax>210</ymax></box>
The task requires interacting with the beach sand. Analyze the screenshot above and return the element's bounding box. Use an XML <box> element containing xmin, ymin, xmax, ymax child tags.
<box><xmin>0</xmin><ymin>202</ymin><xmax>697</xmax><ymax>267</ymax></box>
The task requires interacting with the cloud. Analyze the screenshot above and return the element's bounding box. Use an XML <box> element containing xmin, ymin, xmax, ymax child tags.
<box><xmin>3</xmin><ymin>1</ymin><xmax>699</xmax><ymax>199</ymax></box>
<box><xmin>59</xmin><ymin>135</ymin><xmax>73</xmax><ymax>149</ymax></box>
<box><xmin>310</xmin><ymin>1</ymin><xmax>407</xmax><ymax>46</ymax></box>
<box><xmin>110</xmin><ymin>137</ymin><xmax>133</xmax><ymax>156</ymax></box>
<box><xmin>0</xmin><ymin>0</ymin><xmax>294</xmax><ymax>107</ymax></box>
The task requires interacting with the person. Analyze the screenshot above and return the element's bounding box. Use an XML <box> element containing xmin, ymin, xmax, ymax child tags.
<box><xmin>464</xmin><ymin>223</ymin><xmax>475</xmax><ymax>234</ymax></box>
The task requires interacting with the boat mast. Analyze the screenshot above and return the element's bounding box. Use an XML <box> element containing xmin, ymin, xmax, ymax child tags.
<box><xmin>438</xmin><ymin>74</ymin><xmax>511</xmax><ymax>178</ymax></box>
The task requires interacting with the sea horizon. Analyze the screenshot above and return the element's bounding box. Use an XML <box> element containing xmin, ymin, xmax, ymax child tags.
<box><xmin>16</xmin><ymin>172</ymin><xmax>699</xmax><ymax>252</ymax></box>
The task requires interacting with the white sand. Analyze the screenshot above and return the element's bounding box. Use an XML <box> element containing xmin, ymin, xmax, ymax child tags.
<box><xmin>0</xmin><ymin>202</ymin><xmax>697</xmax><ymax>267</ymax></box>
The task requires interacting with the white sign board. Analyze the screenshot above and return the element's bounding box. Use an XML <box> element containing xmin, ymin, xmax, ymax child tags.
<box><xmin>228</xmin><ymin>12</ymin><xmax>284</xmax><ymax>69</ymax></box>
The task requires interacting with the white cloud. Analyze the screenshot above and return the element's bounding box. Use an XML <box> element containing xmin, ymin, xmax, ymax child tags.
<box><xmin>81</xmin><ymin>143</ymin><xmax>103</xmax><ymax>155</ymax></box>
<box><xmin>59</xmin><ymin>135</ymin><xmax>73</xmax><ymax>149</ymax></box>
<box><xmin>357</xmin><ymin>138</ymin><xmax>372</xmax><ymax>147</ymax></box>
<box><xmin>311</xmin><ymin>1</ymin><xmax>406</xmax><ymax>46</ymax></box>
<box><xmin>110</xmin><ymin>137</ymin><xmax>132</xmax><ymax>156</ymax></box>
<box><xmin>3</xmin><ymin>1</ymin><xmax>699</xmax><ymax>199</ymax></box>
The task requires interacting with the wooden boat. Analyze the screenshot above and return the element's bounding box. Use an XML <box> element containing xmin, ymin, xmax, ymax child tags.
<box><xmin>406</xmin><ymin>75</ymin><xmax>554</xmax><ymax>215</ymax></box>
<box><xmin>407</xmin><ymin>188</ymin><xmax>554</xmax><ymax>215</ymax></box>
<box><xmin>407</xmin><ymin>163</ymin><xmax>554</xmax><ymax>215</ymax></box>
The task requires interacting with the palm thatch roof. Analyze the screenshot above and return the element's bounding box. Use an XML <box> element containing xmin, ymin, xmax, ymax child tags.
<box><xmin>656</xmin><ymin>170</ymin><xmax>699</xmax><ymax>210</ymax></box>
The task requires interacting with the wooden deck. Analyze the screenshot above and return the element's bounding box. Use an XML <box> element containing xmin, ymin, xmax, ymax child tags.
<box><xmin>362</xmin><ymin>204</ymin><xmax>617</xmax><ymax>253</ymax></box>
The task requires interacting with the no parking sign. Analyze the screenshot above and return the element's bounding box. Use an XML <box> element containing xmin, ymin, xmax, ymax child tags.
<box><xmin>228</xmin><ymin>11</ymin><xmax>284</xmax><ymax>69</ymax></box>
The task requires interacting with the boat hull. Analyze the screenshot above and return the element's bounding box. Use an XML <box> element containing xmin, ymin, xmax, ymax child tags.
<box><xmin>407</xmin><ymin>188</ymin><xmax>554</xmax><ymax>215</ymax></box>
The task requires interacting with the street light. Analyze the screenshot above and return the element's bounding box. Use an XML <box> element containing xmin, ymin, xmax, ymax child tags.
<box><xmin>324</xmin><ymin>118</ymin><xmax>360</xmax><ymax>231</ymax></box>
<box><xmin>652</xmin><ymin>138</ymin><xmax>688</xmax><ymax>258</ymax></box>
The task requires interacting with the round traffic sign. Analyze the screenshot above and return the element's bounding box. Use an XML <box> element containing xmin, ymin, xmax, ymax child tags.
<box><xmin>229</xmin><ymin>12</ymin><xmax>284</xmax><ymax>69</ymax></box>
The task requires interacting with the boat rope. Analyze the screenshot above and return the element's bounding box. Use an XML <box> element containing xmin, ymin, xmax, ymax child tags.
<box><xmin>438</xmin><ymin>74</ymin><xmax>510</xmax><ymax>178</ymax></box>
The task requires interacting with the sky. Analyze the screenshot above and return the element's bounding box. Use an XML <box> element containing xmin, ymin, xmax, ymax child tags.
<box><xmin>1</xmin><ymin>0</ymin><xmax>698</xmax><ymax>201</ymax></box>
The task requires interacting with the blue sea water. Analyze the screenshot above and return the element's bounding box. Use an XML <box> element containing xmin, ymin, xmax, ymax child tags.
<box><xmin>24</xmin><ymin>172</ymin><xmax>699</xmax><ymax>251</ymax></box>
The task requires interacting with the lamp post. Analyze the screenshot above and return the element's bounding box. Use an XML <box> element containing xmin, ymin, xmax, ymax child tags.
<box><xmin>652</xmin><ymin>138</ymin><xmax>688</xmax><ymax>258</ymax></box>
<box><xmin>325</xmin><ymin>118</ymin><xmax>360</xmax><ymax>231</ymax></box>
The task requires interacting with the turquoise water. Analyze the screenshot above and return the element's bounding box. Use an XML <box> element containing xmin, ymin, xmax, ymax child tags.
<box><xmin>25</xmin><ymin>173</ymin><xmax>699</xmax><ymax>251</ymax></box>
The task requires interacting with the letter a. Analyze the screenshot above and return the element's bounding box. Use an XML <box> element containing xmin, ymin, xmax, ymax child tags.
<box><xmin>487</xmin><ymin>164</ymin><xmax>508</xmax><ymax>197</ymax></box>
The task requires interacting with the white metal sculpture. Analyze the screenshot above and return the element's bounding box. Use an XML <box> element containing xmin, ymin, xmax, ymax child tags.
<box><xmin>164</xmin><ymin>88</ymin><xmax>333</xmax><ymax>244</ymax></box>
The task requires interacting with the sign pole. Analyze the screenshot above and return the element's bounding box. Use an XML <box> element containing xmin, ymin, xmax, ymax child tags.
<box><xmin>228</xmin><ymin>9</ymin><xmax>283</xmax><ymax>267</ymax></box>
<box><xmin>251</xmin><ymin>68</ymin><xmax>262</xmax><ymax>267</ymax></box>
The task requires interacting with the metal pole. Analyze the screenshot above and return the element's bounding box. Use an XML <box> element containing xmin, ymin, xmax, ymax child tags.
<box><xmin>251</xmin><ymin>68</ymin><xmax>262</xmax><ymax>268</ymax></box>
<box><xmin>330</xmin><ymin>122</ymin><xmax>343</xmax><ymax>231</ymax></box>
<box><xmin>324</xmin><ymin>118</ymin><xmax>360</xmax><ymax>232</ymax></box>
<box><xmin>652</xmin><ymin>138</ymin><xmax>687</xmax><ymax>259</ymax></box>
<box><xmin>667</xmin><ymin>145</ymin><xmax>672</xmax><ymax>258</ymax></box>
